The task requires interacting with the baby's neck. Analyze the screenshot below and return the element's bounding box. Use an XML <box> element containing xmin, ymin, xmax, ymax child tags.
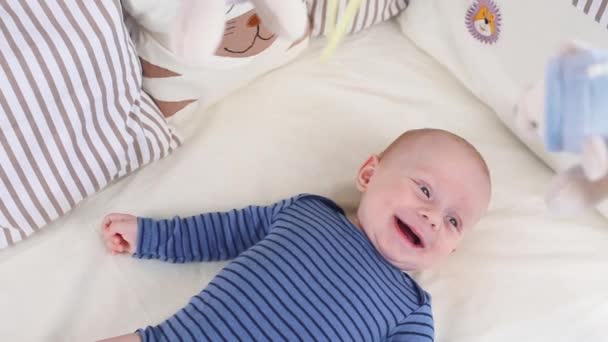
<box><xmin>346</xmin><ymin>210</ymin><xmax>363</xmax><ymax>232</ymax></box>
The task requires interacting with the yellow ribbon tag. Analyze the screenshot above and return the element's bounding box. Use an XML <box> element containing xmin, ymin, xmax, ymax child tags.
<box><xmin>320</xmin><ymin>0</ymin><xmax>363</xmax><ymax>62</ymax></box>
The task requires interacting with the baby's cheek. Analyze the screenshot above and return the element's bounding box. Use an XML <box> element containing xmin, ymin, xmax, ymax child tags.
<box><xmin>437</xmin><ymin>232</ymin><xmax>461</xmax><ymax>255</ymax></box>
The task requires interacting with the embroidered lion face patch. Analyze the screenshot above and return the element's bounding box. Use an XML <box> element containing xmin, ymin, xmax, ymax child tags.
<box><xmin>466</xmin><ymin>0</ymin><xmax>502</xmax><ymax>44</ymax></box>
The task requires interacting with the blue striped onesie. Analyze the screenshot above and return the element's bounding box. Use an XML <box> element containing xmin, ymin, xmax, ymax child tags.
<box><xmin>135</xmin><ymin>194</ymin><xmax>434</xmax><ymax>341</ymax></box>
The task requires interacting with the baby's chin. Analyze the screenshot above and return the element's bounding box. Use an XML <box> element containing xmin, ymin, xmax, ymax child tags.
<box><xmin>383</xmin><ymin>240</ymin><xmax>446</xmax><ymax>271</ymax></box>
<box><xmin>387</xmin><ymin>258</ymin><xmax>427</xmax><ymax>272</ymax></box>
<box><xmin>374</xmin><ymin>241</ymin><xmax>428</xmax><ymax>271</ymax></box>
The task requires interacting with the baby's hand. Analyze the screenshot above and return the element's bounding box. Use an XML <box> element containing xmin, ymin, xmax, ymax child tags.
<box><xmin>102</xmin><ymin>213</ymin><xmax>138</xmax><ymax>255</ymax></box>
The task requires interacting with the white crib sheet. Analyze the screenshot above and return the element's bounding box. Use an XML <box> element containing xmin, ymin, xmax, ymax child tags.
<box><xmin>0</xmin><ymin>22</ymin><xmax>606</xmax><ymax>342</ymax></box>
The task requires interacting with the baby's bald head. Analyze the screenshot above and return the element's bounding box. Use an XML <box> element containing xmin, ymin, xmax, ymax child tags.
<box><xmin>380</xmin><ymin>128</ymin><xmax>491</xmax><ymax>192</ymax></box>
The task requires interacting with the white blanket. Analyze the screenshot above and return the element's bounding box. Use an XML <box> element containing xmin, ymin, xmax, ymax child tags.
<box><xmin>1</xmin><ymin>22</ymin><xmax>607</xmax><ymax>342</ymax></box>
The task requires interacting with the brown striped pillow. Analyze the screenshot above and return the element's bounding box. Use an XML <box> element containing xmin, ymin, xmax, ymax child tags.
<box><xmin>0</xmin><ymin>0</ymin><xmax>180</xmax><ymax>249</ymax></box>
<box><xmin>572</xmin><ymin>0</ymin><xmax>608</xmax><ymax>29</ymax></box>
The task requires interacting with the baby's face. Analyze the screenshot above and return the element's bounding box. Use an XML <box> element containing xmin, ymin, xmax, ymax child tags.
<box><xmin>355</xmin><ymin>134</ymin><xmax>490</xmax><ymax>271</ymax></box>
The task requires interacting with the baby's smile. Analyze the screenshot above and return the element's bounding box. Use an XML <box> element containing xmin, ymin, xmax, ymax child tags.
<box><xmin>394</xmin><ymin>215</ymin><xmax>424</xmax><ymax>248</ymax></box>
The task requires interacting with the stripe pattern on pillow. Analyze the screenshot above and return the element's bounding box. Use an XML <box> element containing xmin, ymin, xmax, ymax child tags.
<box><xmin>573</xmin><ymin>0</ymin><xmax>608</xmax><ymax>28</ymax></box>
<box><xmin>307</xmin><ymin>0</ymin><xmax>410</xmax><ymax>37</ymax></box>
<box><xmin>0</xmin><ymin>0</ymin><xmax>180</xmax><ymax>248</ymax></box>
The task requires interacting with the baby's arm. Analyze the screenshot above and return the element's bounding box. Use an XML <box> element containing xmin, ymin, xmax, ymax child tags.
<box><xmin>97</xmin><ymin>332</ymin><xmax>140</xmax><ymax>342</ymax></box>
<box><xmin>386</xmin><ymin>303</ymin><xmax>434</xmax><ymax>342</ymax></box>
<box><xmin>102</xmin><ymin>198</ymin><xmax>295</xmax><ymax>263</ymax></box>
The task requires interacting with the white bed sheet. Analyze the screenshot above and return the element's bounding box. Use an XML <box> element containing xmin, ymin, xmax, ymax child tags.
<box><xmin>1</xmin><ymin>21</ymin><xmax>607</xmax><ymax>342</ymax></box>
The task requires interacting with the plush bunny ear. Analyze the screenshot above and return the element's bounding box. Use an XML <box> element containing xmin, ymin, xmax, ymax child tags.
<box><xmin>249</xmin><ymin>0</ymin><xmax>308</xmax><ymax>40</ymax></box>
<box><xmin>545</xmin><ymin>165</ymin><xmax>607</xmax><ymax>216</ymax></box>
<box><xmin>558</xmin><ymin>40</ymin><xmax>588</xmax><ymax>55</ymax></box>
<box><xmin>170</xmin><ymin>0</ymin><xmax>226</xmax><ymax>66</ymax></box>
<box><xmin>515</xmin><ymin>80</ymin><xmax>545</xmax><ymax>139</ymax></box>
<box><xmin>582</xmin><ymin>135</ymin><xmax>608</xmax><ymax>181</ymax></box>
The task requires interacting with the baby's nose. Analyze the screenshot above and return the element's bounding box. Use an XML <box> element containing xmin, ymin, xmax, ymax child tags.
<box><xmin>421</xmin><ymin>214</ymin><xmax>435</xmax><ymax>227</ymax></box>
<box><xmin>420</xmin><ymin>212</ymin><xmax>439</xmax><ymax>231</ymax></box>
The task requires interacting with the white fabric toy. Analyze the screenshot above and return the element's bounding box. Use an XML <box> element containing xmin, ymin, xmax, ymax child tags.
<box><xmin>171</xmin><ymin>0</ymin><xmax>309</xmax><ymax>66</ymax></box>
<box><xmin>516</xmin><ymin>42</ymin><xmax>608</xmax><ymax>215</ymax></box>
<box><xmin>120</xmin><ymin>0</ymin><xmax>408</xmax><ymax>123</ymax></box>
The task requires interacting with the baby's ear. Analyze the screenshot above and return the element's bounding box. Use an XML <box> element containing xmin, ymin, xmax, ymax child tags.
<box><xmin>356</xmin><ymin>155</ymin><xmax>379</xmax><ymax>192</ymax></box>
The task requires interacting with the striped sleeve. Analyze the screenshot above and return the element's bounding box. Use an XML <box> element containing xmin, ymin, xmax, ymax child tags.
<box><xmin>386</xmin><ymin>303</ymin><xmax>434</xmax><ymax>342</ymax></box>
<box><xmin>134</xmin><ymin>198</ymin><xmax>296</xmax><ymax>262</ymax></box>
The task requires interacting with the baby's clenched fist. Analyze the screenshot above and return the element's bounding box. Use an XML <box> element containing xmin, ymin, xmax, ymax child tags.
<box><xmin>102</xmin><ymin>213</ymin><xmax>138</xmax><ymax>255</ymax></box>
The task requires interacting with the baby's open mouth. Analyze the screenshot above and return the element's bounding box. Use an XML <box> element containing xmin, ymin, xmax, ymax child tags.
<box><xmin>395</xmin><ymin>216</ymin><xmax>424</xmax><ymax>248</ymax></box>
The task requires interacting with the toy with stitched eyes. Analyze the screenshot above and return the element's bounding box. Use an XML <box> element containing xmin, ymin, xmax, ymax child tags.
<box><xmin>167</xmin><ymin>0</ymin><xmax>363</xmax><ymax>64</ymax></box>
<box><xmin>168</xmin><ymin>0</ymin><xmax>309</xmax><ymax>66</ymax></box>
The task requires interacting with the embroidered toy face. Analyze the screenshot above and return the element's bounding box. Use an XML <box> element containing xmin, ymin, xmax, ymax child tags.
<box><xmin>473</xmin><ymin>7</ymin><xmax>495</xmax><ymax>37</ymax></box>
<box><xmin>215</xmin><ymin>4</ymin><xmax>278</xmax><ymax>58</ymax></box>
<box><xmin>215</xmin><ymin>3</ymin><xmax>309</xmax><ymax>58</ymax></box>
<box><xmin>466</xmin><ymin>0</ymin><xmax>501</xmax><ymax>44</ymax></box>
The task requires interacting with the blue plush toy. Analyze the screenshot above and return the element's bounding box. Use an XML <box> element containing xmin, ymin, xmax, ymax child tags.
<box><xmin>544</xmin><ymin>45</ymin><xmax>608</xmax><ymax>157</ymax></box>
<box><xmin>517</xmin><ymin>42</ymin><xmax>608</xmax><ymax>214</ymax></box>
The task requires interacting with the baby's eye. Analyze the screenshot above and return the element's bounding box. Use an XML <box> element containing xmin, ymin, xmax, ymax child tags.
<box><xmin>419</xmin><ymin>185</ymin><xmax>431</xmax><ymax>198</ymax></box>
<box><xmin>448</xmin><ymin>216</ymin><xmax>459</xmax><ymax>228</ymax></box>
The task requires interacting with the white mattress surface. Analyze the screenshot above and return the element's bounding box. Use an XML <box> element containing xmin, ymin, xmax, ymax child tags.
<box><xmin>1</xmin><ymin>22</ymin><xmax>607</xmax><ymax>342</ymax></box>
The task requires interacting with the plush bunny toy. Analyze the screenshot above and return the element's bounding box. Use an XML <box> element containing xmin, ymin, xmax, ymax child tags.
<box><xmin>170</xmin><ymin>0</ymin><xmax>309</xmax><ymax>66</ymax></box>
<box><xmin>516</xmin><ymin>42</ymin><xmax>608</xmax><ymax>215</ymax></box>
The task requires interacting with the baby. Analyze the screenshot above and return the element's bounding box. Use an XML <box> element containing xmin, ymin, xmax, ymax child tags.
<box><xmin>100</xmin><ymin>128</ymin><xmax>491</xmax><ymax>342</ymax></box>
